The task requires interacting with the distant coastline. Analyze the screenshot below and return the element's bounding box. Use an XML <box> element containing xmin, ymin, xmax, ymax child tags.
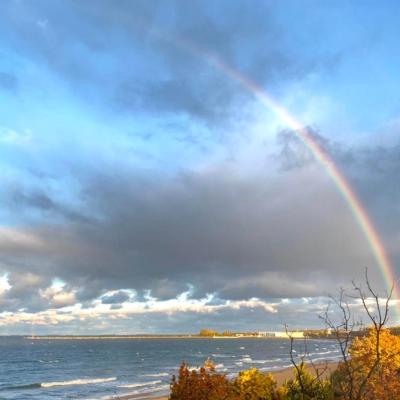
<box><xmin>24</xmin><ymin>332</ymin><xmax>310</xmax><ymax>340</ymax></box>
<box><xmin>26</xmin><ymin>335</ymin><xmax>293</xmax><ymax>340</ymax></box>
<box><xmin>20</xmin><ymin>326</ymin><xmax>400</xmax><ymax>341</ymax></box>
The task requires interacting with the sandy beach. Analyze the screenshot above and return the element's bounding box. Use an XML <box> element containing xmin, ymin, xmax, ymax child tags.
<box><xmin>111</xmin><ymin>362</ymin><xmax>338</xmax><ymax>400</ymax></box>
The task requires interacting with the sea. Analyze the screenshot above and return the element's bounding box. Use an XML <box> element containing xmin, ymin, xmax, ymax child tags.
<box><xmin>0</xmin><ymin>337</ymin><xmax>341</xmax><ymax>400</ymax></box>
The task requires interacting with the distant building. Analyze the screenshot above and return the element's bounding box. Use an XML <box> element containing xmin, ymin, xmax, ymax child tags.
<box><xmin>274</xmin><ymin>331</ymin><xmax>304</xmax><ymax>338</ymax></box>
<box><xmin>257</xmin><ymin>331</ymin><xmax>275</xmax><ymax>337</ymax></box>
<box><xmin>257</xmin><ymin>331</ymin><xmax>304</xmax><ymax>338</ymax></box>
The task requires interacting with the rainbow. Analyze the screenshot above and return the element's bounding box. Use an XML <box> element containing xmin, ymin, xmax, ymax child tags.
<box><xmin>149</xmin><ymin>28</ymin><xmax>399</xmax><ymax>318</ymax></box>
<box><xmin>205</xmin><ymin>53</ymin><xmax>398</xmax><ymax>294</ymax></box>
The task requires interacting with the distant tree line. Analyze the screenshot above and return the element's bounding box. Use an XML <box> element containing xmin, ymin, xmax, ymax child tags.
<box><xmin>199</xmin><ymin>329</ymin><xmax>238</xmax><ymax>337</ymax></box>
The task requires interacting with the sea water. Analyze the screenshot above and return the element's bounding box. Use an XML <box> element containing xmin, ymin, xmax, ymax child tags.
<box><xmin>0</xmin><ymin>337</ymin><xmax>341</xmax><ymax>399</ymax></box>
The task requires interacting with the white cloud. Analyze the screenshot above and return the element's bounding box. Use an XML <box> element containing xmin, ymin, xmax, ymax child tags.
<box><xmin>39</xmin><ymin>281</ymin><xmax>77</xmax><ymax>308</ymax></box>
<box><xmin>0</xmin><ymin>274</ymin><xmax>11</xmax><ymax>295</ymax></box>
<box><xmin>0</xmin><ymin>292</ymin><xmax>278</xmax><ymax>327</ymax></box>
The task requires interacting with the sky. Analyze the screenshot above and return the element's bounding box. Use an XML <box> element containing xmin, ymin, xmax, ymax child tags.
<box><xmin>1</xmin><ymin>0</ymin><xmax>400</xmax><ymax>334</ymax></box>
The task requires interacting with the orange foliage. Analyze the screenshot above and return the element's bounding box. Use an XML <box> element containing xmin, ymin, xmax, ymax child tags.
<box><xmin>333</xmin><ymin>329</ymin><xmax>400</xmax><ymax>400</ymax></box>
<box><xmin>170</xmin><ymin>359</ymin><xmax>236</xmax><ymax>400</ymax></box>
<box><xmin>233</xmin><ymin>368</ymin><xmax>276</xmax><ymax>399</ymax></box>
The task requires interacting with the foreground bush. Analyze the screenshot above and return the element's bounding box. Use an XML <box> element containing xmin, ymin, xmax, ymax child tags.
<box><xmin>277</xmin><ymin>363</ymin><xmax>333</xmax><ymax>400</ymax></box>
<box><xmin>170</xmin><ymin>361</ymin><xmax>277</xmax><ymax>400</ymax></box>
<box><xmin>233</xmin><ymin>368</ymin><xmax>276</xmax><ymax>400</ymax></box>
<box><xmin>170</xmin><ymin>360</ymin><xmax>236</xmax><ymax>400</ymax></box>
<box><xmin>332</xmin><ymin>328</ymin><xmax>400</xmax><ymax>400</ymax></box>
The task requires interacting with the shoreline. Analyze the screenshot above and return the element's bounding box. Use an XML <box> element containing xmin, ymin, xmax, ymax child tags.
<box><xmin>26</xmin><ymin>336</ymin><xmax>315</xmax><ymax>340</ymax></box>
<box><xmin>108</xmin><ymin>361</ymin><xmax>338</xmax><ymax>400</ymax></box>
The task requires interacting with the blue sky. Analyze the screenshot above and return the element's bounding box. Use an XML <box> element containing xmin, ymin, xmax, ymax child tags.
<box><xmin>0</xmin><ymin>0</ymin><xmax>400</xmax><ymax>334</ymax></box>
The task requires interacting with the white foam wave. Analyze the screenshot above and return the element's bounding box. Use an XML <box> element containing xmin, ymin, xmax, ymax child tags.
<box><xmin>311</xmin><ymin>355</ymin><xmax>342</xmax><ymax>363</ymax></box>
<box><xmin>308</xmin><ymin>350</ymin><xmax>340</xmax><ymax>356</ymax></box>
<box><xmin>119</xmin><ymin>384</ymin><xmax>170</xmax><ymax>398</ymax></box>
<box><xmin>249</xmin><ymin>360</ymin><xmax>267</xmax><ymax>364</ymax></box>
<box><xmin>41</xmin><ymin>377</ymin><xmax>116</xmax><ymax>388</ymax></box>
<box><xmin>249</xmin><ymin>358</ymin><xmax>283</xmax><ymax>364</ymax></box>
<box><xmin>118</xmin><ymin>380</ymin><xmax>162</xmax><ymax>389</ymax></box>
<box><xmin>142</xmin><ymin>372</ymin><xmax>169</xmax><ymax>377</ymax></box>
<box><xmin>260</xmin><ymin>364</ymin><xmax>293</xmax><ymax>372</ymax></box>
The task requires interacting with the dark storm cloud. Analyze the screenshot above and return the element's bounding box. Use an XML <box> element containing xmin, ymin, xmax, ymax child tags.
<box><xmin>0</xmin><ymin>271</ymin><xmax>51</xmax><ymax>312</ymax></box>
<box><xmin>2</xmin><ymin>122</ymin><xmax>400</xmax><ymax>315</ymax></box>
<box><xmin>1</xmin><ymin>138</ymin><xmax>389</xmax><ymax>312</ymax></box>
<box><xmin>101</xmin><ymin>290</ymin><xmax>131</xmax><ymax>304</ymax></box>
<box><xmin>277</xmin><ymin>128</ymin><xmax>400</xmax><ymax>266</ymax></box>
<box><xmin>0</xmin><ymin>0</ymin><xmax>327</xmax><ymax>123</ymax></box>
<box><xmin>277</xmin><ymin>128</ymin><xmax>358</xmax><ymax>172</ymax></box>
<box><xmin>8</xmin><ymin>188</ymin><xmax>93</xmax><ymax>224</ymax></box>
<box><xmin>277</xmin><ymin>128</ymin><xmax>400</xmax><ymax>221</ymax></box>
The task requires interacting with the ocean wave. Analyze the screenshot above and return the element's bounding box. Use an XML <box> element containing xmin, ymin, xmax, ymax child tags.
<box><xmin>260</xmin><ymin>363</ymin><xmax>293</xmax><ymax>371</ymax></box>
<box><xmin>118</xmin><ymin>383</ymin><xmax>170</xmax><ymax>398</ymax></box>
<box><xmin>308</xmin><ymin>350</ymin><xmax>340</xmax><ymax>356</ymax></box>
<box><xmin>2</xmin><ymin>377</ymin><xmax>116</xmax><ymax>391</ymax></box>
<box><xmin>41</xmin><ymin>377</ymin><xmax>116</xmax><ymax>388</ymax></box>
<box><xmin>250</xmin><ymin>358</ymin><xmax>284</xmax><ymax>364</ymax></box>
<box><xmin>142</xmin><ymin>372</ymin><xmax>169</xmax><ymax>377</ymax></box>
<box><xmin>1</xmin><ymin>383</ymin><xmax>42</xmax><ymax>391</ymax></box>
<box><xmin>118</xmin><ymin>380</ymin><xmax>162</xmax><ymax>388</ymax></box>
<box><xmin>310</xmin><ymin>355</ymin><xmax>342</xmax><ymax>363</ymax></box>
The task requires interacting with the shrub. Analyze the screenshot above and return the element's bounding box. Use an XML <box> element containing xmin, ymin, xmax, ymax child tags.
<box><xmin>277</xmin><ymin>363</ymin><xmax>333</xmax><ymax>400</ymax></box>
<box><xmin>170</xmin><ymin>361</ymin><xmax>278</xmax><ymax>400</ymax></box>
<box><xmin>169</xmin><ymin>359</ymin><xmax>236</xmax><ymax>400</ymax></box>
<box><xmin>332</xmin><ymin>328</ymin><xmax>400</xmax><ymax>400</ymax></box>
<box><xmin>233</xmin><ymin>368</ymin><xmax>276</xmax><ymax>400</ymax></box>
